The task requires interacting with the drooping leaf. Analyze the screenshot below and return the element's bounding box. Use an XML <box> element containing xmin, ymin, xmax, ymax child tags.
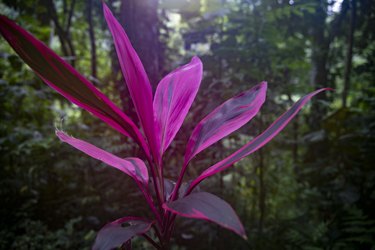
<box><xmin>163</xmin><ymin>192</ymin><xmax>246</xmax><ymax>239</ymax></box>
<box><xmin>153</xmin><ymin>57</ymin><xmax>203</xmax><ymax>155</ymax></box>
<box><xmin>103</xmin><ymin>3</ymin><xmax>159</xmax><ymax>162</ymax></box>
<box><xmin>188</xmin><ymin>88</ymin><xmax>331</xmax><ymax>192</ymax></box>
<box><xmin>0</xmin><ymin>15</ymin><xmax>149</xmax><ymax>156</ymax></box>
<box><xmin>56</xmin><ymin>131</ymin><xmax>148</xmax><ymax>185</ymax></box>
<box><xmin>184</xmin><ymin>81</ymin><xmax>267</xmax><ymax>165</ymax></box>
<box><xmin>93</xmin><ymin>217</ymin><xmax>153</xmax><ymax>250</ymax></box>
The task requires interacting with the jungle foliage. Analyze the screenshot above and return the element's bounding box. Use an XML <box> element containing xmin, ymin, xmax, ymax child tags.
<box><xmin>0</xmin><ymin>0</ymin><xmax>374</xmax><ymax>249</ymax></box>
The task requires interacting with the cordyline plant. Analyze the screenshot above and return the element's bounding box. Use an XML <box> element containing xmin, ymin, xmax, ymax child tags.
<box><xmin>0</xmin><ymin>3</ymin><xmax>330</xmax><ymax>250</ymax></box>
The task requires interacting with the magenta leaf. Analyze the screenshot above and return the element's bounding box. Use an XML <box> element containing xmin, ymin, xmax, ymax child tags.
<box><xmin>0</xmin><ymin>15</ymin><xmax>149</xmax><ymax>156</ymax></box>
<box><xmin>93</xmin><ymin>217</ymin><xmax>153</xmax><ymax>250</ymax></box>
<box><xmin>163</xmin><ymin>192</ymin><xmax>246</xmax><ymax>239</ymax></box>
<box><xmin>103</xmin><ymin>3</ymin><xmax>159</xmax><ymax>162</ymax></box>
<box><xmin>153</xmin><ymin>57</ymin><xmax>203</xmax><ymax>154</ymax></box>
<box><xmin>188</xmin><ymin>88</ymin><xmax>331</xmax><ymax>192</ymax></box>
<box><xmin>56</xmin><ymin>131</ymin><xmax>148</xmax><ymax>185</ymax></box>
<box><xmin>184</xmin><ymin>82</ymin><xmax>267</xmax><ymax>165</ymax></box>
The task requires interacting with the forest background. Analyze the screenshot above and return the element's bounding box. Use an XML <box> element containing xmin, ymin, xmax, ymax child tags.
<box><xmin>0</xmin><ymin>0</ymin><xmax>374</xmax><ymax>249</ymax></box>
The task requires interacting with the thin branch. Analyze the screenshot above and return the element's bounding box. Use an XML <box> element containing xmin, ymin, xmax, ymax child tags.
<box><xmin>134</xmin><ymin>180</ymin><xmax>162</xmax><ymax>226</ymax></box>
<box><xmin>44</xmin><ymin>0</ymin><xmax>76</xmax><ymax>66</ymax></box>
<box><xmin>65</xmin><ymin>0</ymin><xmax>76</xmax><ymax>32</ymax></box>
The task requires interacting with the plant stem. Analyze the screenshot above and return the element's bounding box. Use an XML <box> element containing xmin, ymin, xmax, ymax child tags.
<box><xmin>158</xmin><ymin>160</ymin><xmax>165</xmax><ymax>203</ymax></box>
<box><xmin>166</xmin><ymin>219</ymin><xmax>175</xmax><ymax>242</ymax></box>
<box><xmin>146</xmin><ymin>155</ymin><xmax>163</xmax><ymax>210</ymax></box>
<box><xmin>152</xmin><ymin>224</ymin><xmax>164</xmax><ymax>243</ymax></box>
<box><xmin>142</xmin><ymin>233</ymin><xmax>162</xmax><ymax>249</ymax></box>
<box><xmin>135</xmin><ymin>180</ymin><xmax>162</xmax><ymax>225</ymax></box>
<box><xmin>169</xmin><ymin>160</ymin><xmax>189</xmax><ymax>202</ymax></box>
<box><xmin>163</xmin><ymin>160</ymin><xmax>192</xmax><ymax>242</ymax></box>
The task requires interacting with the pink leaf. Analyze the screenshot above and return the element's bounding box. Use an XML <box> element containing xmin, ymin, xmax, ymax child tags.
<box><xmin>188</xmin><ymin>88</ymin><xmax>331</xmax><ymax>192</ymax></box>
<box><xmin>103</xmin><ymin>3</ymin><xmax>159</xmax><ymax>162</ymax></box>
<box><xmin>93</xmin><ymin>217</ymin><xmax>153</xmax><ymax>250</ymax></box>
<box><xmin>163</xmin><ymin>192</ymin><xmax>246</xmax><ymax>239</ymax></box>
<box><xmin>56</xmin><ymin>131</ymin><xmax>148</xmax><ymax>185</ymax></box>
<box><xmin>184</xmin><ymin>82</ymin><xmax>267</xmax><ymax>165</ymax></box>
<box><xmin>0</xmin><ymin>15</ymin><xmax>149</xmax><ymax>156</ymax></box>
<box><xmin>153</xmin><ymin>57</ymin><xmax>203</xmax><ymax>154</ymax></box>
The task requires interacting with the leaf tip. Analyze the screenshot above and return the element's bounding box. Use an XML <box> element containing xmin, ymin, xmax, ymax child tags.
<box><xmin>260</xmin><ymin>80</ymin><xmax>268</xmax><ymax>88</ymax></box>
<box><xmin>55</xmin><ymin>130</ymin><xmax>69</xmax><ymax>142</ymax></box>
<box><xmin>102</xmin><ymin>1</ymin><xmax>111</xmax><ymax>16</ymax></box>
<box><xmin>235</xmin><ymin>220</ymin><xmax>247</xmax><ymax>240</ymax></box>
<box><xmin>191</xmin><ymin>55</ymin><xmax>202</xmax><ymax>63</ymax></box>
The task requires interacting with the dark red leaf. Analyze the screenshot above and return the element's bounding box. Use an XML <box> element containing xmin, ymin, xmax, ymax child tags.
<box><xmin>93</xmin><ymin>217</ymin><xmax>153</xmax><ymax>250</ymax></box>
<box><xmin>0</xmin><ymin>15</ymin><xmax>149</xmax><ymax>156</ymax></box>
<box><xmin>184</xmin><ymin>82</ymin><xmax>267</xmax><ymax>165</ymax></box>
<box><xmin>188</xmin><ymin>88</ymin><xmax>331</xmax><ymax>192</ymax></box>
<box><xmin>163</xmin><ymin>192</ymin><xmax>246</xmax><ymax>239</ymax></box>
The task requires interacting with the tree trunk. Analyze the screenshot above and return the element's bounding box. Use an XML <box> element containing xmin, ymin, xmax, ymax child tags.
<box><xmin>120</xmin><ymin>0</ymin><xmax>161</xmax><ymax>90</ymax></box>
<box><xmin>258</xmin><ymin>148</ymin><xmax>265</xmax><ymax>236</ymax></box>
<box><xmin>342</xmin><ymin>0</ymin><xmax>356</xmax><ymax>108</ymax></box>
<box><xmin>108</xmin><ymin>0</ymin><xmax>161</xmax><ymax>158</ymax></box>
<box><xmin>257</xmin><ymin>117</ymin><xmax>266</xmax><ymax>236</ymax></box>
<box><xmin>309</xmin><ymin>4</ymin><xmax>330</xmax><ymax>130</ymax></box>
<box><xmin>287</xmin><ymin>93</ymin><xmax>299</xmax><ymax>167</ymax></box>
<box><xmin>110</xmin><ymin>0</ymin><xmax>161</xmax><ymax>120</ymax></box>
<box><xmin>86</xmin><ymin>0</ymin><xmax>97</xmax><ymax>80</ymax></box>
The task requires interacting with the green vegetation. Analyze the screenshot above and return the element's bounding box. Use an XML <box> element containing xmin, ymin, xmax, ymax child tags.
<box><xmin>0</xmin><ymin>0</ymin><xmax>374</xmax><ymax>249</ymax></box>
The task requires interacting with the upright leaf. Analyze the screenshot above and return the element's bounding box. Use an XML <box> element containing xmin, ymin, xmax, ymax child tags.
<box><xmin>56</xmin><ymin>131</ymin><xmax>148</xmax><ymax>185</ymax></box>
<box><xmin>153</xmin><ymin>57</ymin><xmax>203</xmax><ymax>154</ymax></box>
<box><xmin>188</xmin><ymin>88</ymin><xmax>331</xmax><ymax>192</ymax></box>
<box><xmin>163</xmin><ymin>192</ymin><xmax>246</xmax><ymax>239</ymax></box>
<box><xmin>93</xmin><ymin>217</ymin><xmax>153</xmax><ymax>250</ymax></box>
<box><xmin>0</xmin><ymin>15</ymin><xmax>149</xmax><ymax>156</ymax></box>
<box><xmin>184</xmin><ymin>82</ymin><xmax>267</xmax><ymax>165</ymax></box>
<box><xmin>103</xmin><ymin>3</ymin><xmax>159</xmax><ymax>162</ymax></box>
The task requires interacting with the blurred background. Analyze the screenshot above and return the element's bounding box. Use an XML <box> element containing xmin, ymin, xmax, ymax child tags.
<box><xmin>0</xmin><ymin>0</ymin><xmax>374</xmax><ymax>249</ymax></box>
